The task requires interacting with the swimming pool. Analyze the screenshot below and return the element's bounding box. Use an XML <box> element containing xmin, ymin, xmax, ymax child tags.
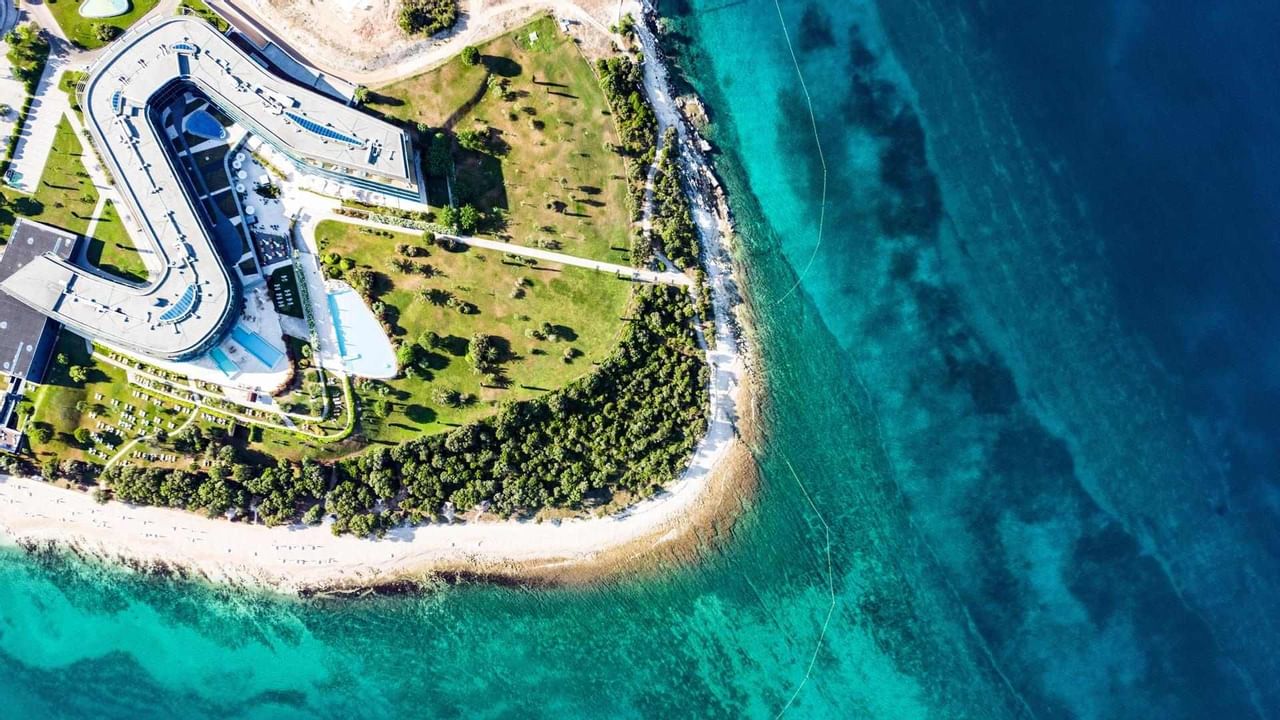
<box><xmin>209</xmin><ymin>347</ymin><xmax>239</xmax><ymax>376</ymax></box>
<box><xmin>230</xmin><ymin>326</ymin><xmax>284</xmax><ymax>368</ymax></box>
<box><xmin>326</xmin><ymin>287</ymin><xmax>396</xmax><ymax>378</ymax></box>
<box><xmin>183</xmin><ymin>109</ymin><xmax>227</xmax><ymax>141</ymax></box>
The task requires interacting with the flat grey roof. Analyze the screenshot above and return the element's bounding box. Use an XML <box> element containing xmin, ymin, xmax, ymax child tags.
<box><xmin>0</xmin><ymin>15</ymin><xmax>419</xmax><ymax>362</ymax></box>
<box><xmin>0</xmin><ymin>220</ymin><xmax>76</xmax><ymax>380</ymax></box>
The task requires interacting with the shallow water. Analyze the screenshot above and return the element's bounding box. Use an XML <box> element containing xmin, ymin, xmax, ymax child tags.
<box><xmin>1</xmin><ymin>0</ymin><xmax>1278</xmax><ymax>717</ymax></box>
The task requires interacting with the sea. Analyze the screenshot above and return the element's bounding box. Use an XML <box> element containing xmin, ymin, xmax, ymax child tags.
<box><xmin>2</xmin><ymin>0</ymin><xmax>1279</xmax><ymax>717</ymax></box>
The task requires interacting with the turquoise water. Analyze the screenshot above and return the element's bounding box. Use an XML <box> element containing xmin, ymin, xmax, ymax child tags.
<box><xmin>1</xmin><ymin>1</ymin><xmax>1278</xmax><ymax>716</ymax></box>
<box><xmin>326</xmin><ymin>291</ymin><xmax>351</xmax><ymax>358</ymax></box>
<box><xmin>327</xmin><ymin>287</ymin><xmax>398</xmax><ymax>377</ymax></box>
<box><xmin>209</xmin><ymin>347</ymin><xmax>239</xmax><ymax>376</ymax></box>
<box><xmin>231</xmin><ymin>325</ymin><xmax>284</xmax><ymax>368</ymax></box>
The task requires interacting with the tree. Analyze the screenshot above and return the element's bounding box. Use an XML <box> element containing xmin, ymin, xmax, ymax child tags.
<box><xmin>94</xmin><ymin>24</ymin><xmax>122</xmax><ymax>43</ymax></box>
<box><xmin>456</xmin><ymin>128</ymin><xmax>487</xmax><ymax>153</ymax></box>
<box><xmin>6</xmin><ymin>24</ymin><xmax>49</xmax><ymax>92</ymax></box>
<box><xmin>352</xmin><ymin>85</ymin><xmax>370</xmax><ymax>105</ymax></box>
<box><xmin>68</xmin><ymin>365</ymin><xmax>89</xmax><ymax>383</ymax></box>
<box><xmin>397</xmin><ymin>0</ymin><xmax>459</xmax><ymax>36</ymax></box>
<box><xmin>302</xmin><ymin>503</ymin><xmax>324</xmax><ymax>525</ymax></box>
<box><xmin>457</xmin><ymin>204</ymin><xmax>481</xmax><ymax>234</ymax></box>
<box><xmin>437</xmin><ymin>204</ymin><xmax>458</xmax><ymax>230</ymax></box>
<box><xmin>466</xmin><ymin>333</ymin><xmax>501</xmax><ymax>373</ymax></box>
<box><xmin>346</xmin><ymin>267</ymin><xmax>376</xmax><ymax>297</ymax></box>
<box><xmin>73</xmin><ymin>428</ymin><xmax>91</xmax><ymax>446</ymax></box>
<box><xmin>27</xmin><ymin>423</ymin><xmax>52</xmax><ymax>445</ymax></box>
<box><xmin>461</xmin><ymin>45</ymin><xmax>480</xmax><ymax>66</ymax></box>
<box><xmin>427</xmin><ymin>132</ymin><xmax>450</xmax><ymax>177</ymax></box>
<box><xmin>396</xmin><ymin>343</ymin><xmax>422</xmax><ymax>374</ymax></box>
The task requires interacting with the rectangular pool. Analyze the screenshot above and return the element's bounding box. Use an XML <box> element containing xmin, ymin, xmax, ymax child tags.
<box><xmin>230</xmin><ymin>326</ymin><xmax>284</xmax><ymax>368</ymax></box>
<box><xmin>209</xmin><ymin>347</ymin><xmax>239</xmax><ymax>376</ymax></box>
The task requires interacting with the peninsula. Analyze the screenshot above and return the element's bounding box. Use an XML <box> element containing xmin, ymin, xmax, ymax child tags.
<box><xmin>0</xmin><ymin>0</ymin><xmax>750</xmax><ymax>590</ymax></box>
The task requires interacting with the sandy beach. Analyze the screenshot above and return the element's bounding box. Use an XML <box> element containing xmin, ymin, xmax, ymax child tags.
<box><xmin>0</xmin><ymin>1</ymin><xmax>756</xmax><ymax>593</ymax></box>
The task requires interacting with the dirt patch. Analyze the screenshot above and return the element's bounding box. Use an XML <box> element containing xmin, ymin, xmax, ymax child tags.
<box><xmin>243</xmin><ymin>0</ymin><xmax>630</xmax><ymax>84</ymax></box>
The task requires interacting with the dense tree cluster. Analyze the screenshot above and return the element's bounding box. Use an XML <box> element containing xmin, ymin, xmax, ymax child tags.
<box><xmin>105</xmin><ymin>438</ymin><xmax>329</xmax><ymax>525</ymax></box>
<box><xmin>596</xmin><ymin>56</ymin><xmax>656</xmax><ymax>158</ymax></box>
<box><xmin>438</xmin><ymin>203</ymin><xmax>482</xmax><ymax>233</ymax></box>
<box><xmin>397</xmin><ymin>0</ymin><xmax>458</xmax><ymax>37</ymax></box>
<box><xmin>96</xmin><ymin>287</ymin><xmax>707</xmax><ymax>536</ymax></box>
<box><xmin>651</xmin><ymin>129</ymin><xmax>701</xmax><ymax>269</ymax></box>
<box><xmin>333</xmin><ymin>284</ymin><xmax>708</xmax><ymax>529</ymax></box>
<box><xmin>6</xmin><ymin>24</ymin><xmax>49</xmax><ymax>93</ymax></box>
<box><xmin>426</xmin><ymin>132</ymin><xmax>451</xmax><ymax>177</ymax></box>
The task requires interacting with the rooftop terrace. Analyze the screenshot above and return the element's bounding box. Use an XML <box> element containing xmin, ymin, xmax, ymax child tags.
<box><xmin>0</xmin><ymin>16</ymin><xmax>421</xmax><ymax>361</ymax></box>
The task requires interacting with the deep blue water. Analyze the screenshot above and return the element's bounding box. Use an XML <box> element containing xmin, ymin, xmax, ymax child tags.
<box><xmin>0</xmin><ymin>1</ymin><xmax>1277</xmax><ymax>717</ymax></box>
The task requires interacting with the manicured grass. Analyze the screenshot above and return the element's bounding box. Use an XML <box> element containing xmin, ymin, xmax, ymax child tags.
<box><xmin>28</xmin><ymin>335</ymin><xmax>183</xmax><ymax>466</ymax></box>
<box><xmin>85</xmin><ymin>201</ymin><xmax>149</xmax><ymax>283</ymax></box>
<box><xmin>59</xmin><ymin>70</ymin><xmax>87</xmax><ymax>116</ymax></box>
<box><xmin>316</xmin><ymin>220</ymin><xmax>634</xmax><ymax>441</ymax></box>
<box><xmin>46</xmin><ymin>0</ymin><xmax>160</xmax><ymax>50</ymax></box>
<box><xmin>29</xmin><ymin>116</ymin><xmax>98</xmax><ymax>236</ymax></box>
<box><xmin>371</xmin><ymin>15</ymin><xmax>634</xmax><ymax>264</ymax></box>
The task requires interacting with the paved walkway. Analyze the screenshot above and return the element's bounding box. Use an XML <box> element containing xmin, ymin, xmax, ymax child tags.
<box><xmin>325</xmin><ymin>211</ymin><xmax>691</xmax><ymax>286</ymax></box>
<box><xmin>7</xmin><ymin>48</ymin><xmax>69</xmax><ymax>193</ymax></box>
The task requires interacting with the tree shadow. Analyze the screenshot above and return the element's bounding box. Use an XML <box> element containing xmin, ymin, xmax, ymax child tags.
<box><xmin>543</xmin><ymin>324</ymin><xmax>578</xmax><ymax>342</ymax></box>
<box><xmin>439</xmin><ymin>334</ymin><xmax>469</xmax><ymax>357</ymax></box>
<box><xmin>365</xmin><ymin>91</ymin><xmax>405</xmax><ymax>107</ymax></box>
<box><xmin>482</xmin><ymin>55</ymin><xmax>522</xmax><ymax>78</ymax></box>
<box><xmin>453</xmin><ymin>147</ymin><xmax>508</xmax><ymax>213</ymax></box>
<box><xmin>423</xmin><ymin>351</ymin><xmax>450</xmax><ymax>371</ymax></box>
<box><xmin>404</xmin><ymin>404</ymin><xmax>437</xmax><ymax>423</ymax></box>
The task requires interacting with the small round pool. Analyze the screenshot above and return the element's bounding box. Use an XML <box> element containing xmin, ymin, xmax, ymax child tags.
<box><xmin>183</xmin><ymin>109</ymin><xmax>227</xmax><ymax>141</ymax></box>
<box><xmin>79</xmin><ymin>0</ymin><xmax>130</xmax><ymax>19</ymax></box>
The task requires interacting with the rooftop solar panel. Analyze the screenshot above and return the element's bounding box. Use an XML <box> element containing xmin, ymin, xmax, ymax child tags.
<box><xmin>285</xmin><ymin>111</ymin><xmax>364</xmax><ymax>147</ymax></box>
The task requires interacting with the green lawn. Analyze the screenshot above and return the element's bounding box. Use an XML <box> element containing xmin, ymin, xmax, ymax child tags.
<box><xmin>58</xmin><ymin>70</ymin><xmax>87</xmax><ymax>116</ymax></box>
<box><xmin>26</xmin><ymin>335</ymin><xmax>184</xmax><ymax>465</ymax></box>
<box><xmin>46</xmin><ymin>0</ymin><xmax>161</xmax><ymax>50</ymax></box>
<box><xmin>370</xmin><ymin>14</ymin><xmax>634</xmax><ymax>264</ymax></box>
<box><xmin>85</xmin><ymin>201</ymin><xmax>148</xmax><ymax>283</ymax></box>
<box><xmin>27</xmin><ymin>116</ymin><xmax>98</xmax><ymax>237</ymax></box>
<box><xmin>316</xmin><ymin>220</ymin><xmax>634</xmax><ymax>441</ymax></box>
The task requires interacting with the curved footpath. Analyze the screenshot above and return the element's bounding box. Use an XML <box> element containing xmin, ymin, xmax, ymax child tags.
<box><xmin>0</xmin><ymin>6</ymin><xmax>754</xmax><ymax>593</ymax></box>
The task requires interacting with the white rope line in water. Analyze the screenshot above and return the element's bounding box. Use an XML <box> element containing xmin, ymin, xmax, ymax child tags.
<box><xmin>776</xmin><ymin>457</ymin><xmax>836</xmax><ymax>718</ymax></box>
<box><xmin>771</xmin><ymin>0</ymin><xmax>828</xmax><ymax>306</ymax></box>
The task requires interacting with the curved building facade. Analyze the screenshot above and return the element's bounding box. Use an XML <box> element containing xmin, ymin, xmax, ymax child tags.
<box><xmin>0</xmin><ymin>16</ymin><xmax>421</xmax><ymax>361</ymax></box>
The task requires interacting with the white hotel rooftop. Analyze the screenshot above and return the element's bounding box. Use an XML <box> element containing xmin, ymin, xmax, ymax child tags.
<box><xmin>0</xmin><ymin>16</ymin><xmax>421</xmax><ymax>361</ymax></box>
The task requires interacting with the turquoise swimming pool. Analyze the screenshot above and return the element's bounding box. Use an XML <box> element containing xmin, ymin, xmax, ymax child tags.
<box><xmin>230</xmin><ymin>326</ymin><xmax>283</xmax><ymax>368</ymax></box>
<box><xmin>209</xmin><ymin>347</ymin><xmax>239</xmax><ymax>376</ymax></box>
<box><xmin>326</xmin><ymin>287</ymin><xmax>396</xmax><ymax>378</ymax></box>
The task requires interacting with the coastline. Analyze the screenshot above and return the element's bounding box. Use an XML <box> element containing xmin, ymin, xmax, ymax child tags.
<box><xmin>0</xmin><ymin>2</ymin><xmax>761</xmax><ymax>594</ymax></box>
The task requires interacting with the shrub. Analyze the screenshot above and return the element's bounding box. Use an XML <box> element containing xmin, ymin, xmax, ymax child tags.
<box><xmin>27</xmin><ymin>423</ymin><xmax>52</xmax><ymax>445</ymax></box>
<box><xmin>397</xmin><ymin>0</ymin><xmax>458</xmax><ymax>37</ymax></box>
<box><xmin>94</xmin><ymin>24</ymin><xmax>122</xmax><ymax>43</ymax></box>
